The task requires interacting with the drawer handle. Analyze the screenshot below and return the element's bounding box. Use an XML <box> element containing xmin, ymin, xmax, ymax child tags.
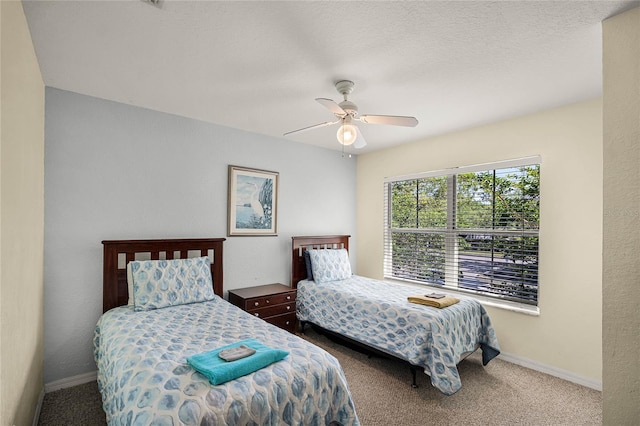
<box><xmin>254</xmin><ymin>302</ymin><xmax>259</xmax><ymax>307</ymax></box>
<box><xmin>286</xmin><ymin>295</ymin><xmax>291</xmax><ymax>300</ymax></box>
<box><xmin>285</xmin><ymin>321</ymin><xmax>290</xmax><ymax>325</ymax></box>
<box><xmin>266</xmin><ymin>299</ymin><xmax>270</xmax><ymax>304</ymax></box>
<box><xmin>286</xmin><ymin>306</ymin><xmax>291</xmax><ymax>310</ymax></box>
<box><xmin>254</xmin><ymin>313</ymin><xmax>259</xmax><ymax>317</ymax></box>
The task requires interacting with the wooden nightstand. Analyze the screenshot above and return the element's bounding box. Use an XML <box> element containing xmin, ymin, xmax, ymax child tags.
<box><xmin>228</xmin><ymin>284</ymin><xmax>297</xmax><ymax>333</ymax></box>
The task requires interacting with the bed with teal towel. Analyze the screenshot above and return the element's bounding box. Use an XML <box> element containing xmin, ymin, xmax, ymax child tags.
<box><xmin>96</xmin><ymin>238</ymin><xmax>359</xmax><ymax>426</ymax></box>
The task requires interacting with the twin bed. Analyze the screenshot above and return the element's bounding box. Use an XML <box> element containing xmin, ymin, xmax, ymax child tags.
<box><xmin>291</xmin><ymin>235</ymin><xmax>501</xmax><ymax>396</ymax></box>
<box><xmin>94</xmin><ymin>235</ymin><xmax>500</xmax><ymax>424</ymax></box>
<box><xmin>95</xmin><ymin>238</ymin><xmax>359</xmax><ymax>425</ymax></box>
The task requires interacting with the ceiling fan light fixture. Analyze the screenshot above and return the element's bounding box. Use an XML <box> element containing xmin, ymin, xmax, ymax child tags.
<box><xmin>337</xmin><ymin>123</ymin><xmax>358</xmax><ymax>146</ymax></box>
<box><xmin>284</xmin><ymin>79</ymin><xmax>417</xmax><ymax>151</ymax></box>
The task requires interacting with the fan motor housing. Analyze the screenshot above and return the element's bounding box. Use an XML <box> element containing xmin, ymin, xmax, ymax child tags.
<box><xmin>339</xmin><ymin>100</ymin><xmax>358</xmax><ymax>116</ymax></box>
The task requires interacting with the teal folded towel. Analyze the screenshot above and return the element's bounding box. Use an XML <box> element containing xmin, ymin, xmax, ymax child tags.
<box><xmin>186</xmin><ymin>338</ymin><xmax>289</xmax><ymax>385</ymax></box>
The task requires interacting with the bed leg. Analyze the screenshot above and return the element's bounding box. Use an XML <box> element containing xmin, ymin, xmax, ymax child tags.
<box><xmin>299</xmin><ymin>321</ymin><xmax>307</xmax><ymax>333</ymax></box>
<box><xmin>409</xmin><ymin>366</ymin><xmax>419</xmax><ymax>388</ymax></box>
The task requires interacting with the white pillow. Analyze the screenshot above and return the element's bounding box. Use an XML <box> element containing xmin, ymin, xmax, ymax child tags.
<box><xmin>307</xmin><ymin>249</ymin><xmax>352</xmax><ymax>283</ymax></box>
<box><xmin>129</xmin><ymin>256</ymin><xmax>215</xmax><ymax>311</ymax></box>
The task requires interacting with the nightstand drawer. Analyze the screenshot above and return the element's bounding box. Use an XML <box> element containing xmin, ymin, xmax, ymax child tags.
<box><xmin>265</xmin><ymin>312</ymin><xmax>296</xmax><ymax>333</ymax></box>
<box><xmin>248</xmin><ymin>301</ymin><xmax>295</xmax><ymax>318</ymax></box>
<box><xmin>227</xmin><ymin>284</ymin><xmax>297</xmax><ymax>333</ymax></box>
<box><xmin>244</xmin><ymin>292</ymin><xmax>296</xmax><ymax>310</ymax></box>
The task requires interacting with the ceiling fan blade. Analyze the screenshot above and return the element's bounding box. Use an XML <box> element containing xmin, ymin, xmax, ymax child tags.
<box><xmin>283</xmin><ymin>119</ymin><xmax>339</xmax><ymax>136</ymax></box>
<box><xmin>316</xmin><ymin>98</ymin><xmax>346</xmax><ymax>116</ymax></box>
<box><xmin>354</xmin><ymin>127</ymin><xmax>367</xmax><ymax>149</ymax></box>
<box><xmin>359</xmin><ymin>114</ymin><xmax>418</xmax><ymax>127</ymax></box>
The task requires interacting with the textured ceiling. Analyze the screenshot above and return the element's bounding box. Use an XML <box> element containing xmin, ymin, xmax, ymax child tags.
<box><xmin>22</xmin><ymin>0</ymin><xmax>639</xmax><ymax>154</ymax></box>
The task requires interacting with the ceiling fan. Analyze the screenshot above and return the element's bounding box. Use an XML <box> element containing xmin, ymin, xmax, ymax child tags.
<box><xmin>284</xmin><ymin>80</ymin><xmax>419</xmax><ymax>149</ymax></box>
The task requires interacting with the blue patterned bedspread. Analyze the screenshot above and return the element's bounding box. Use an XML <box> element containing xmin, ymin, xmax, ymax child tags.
<box><xmin>296</xmin><ymin>276</ymin><xmax>501</xmax><ymax>395</ymax></box>
<box><xmin>94</xmin><ymin>296</ymin><xmax>359</xmax><ymax>425</ymax></box>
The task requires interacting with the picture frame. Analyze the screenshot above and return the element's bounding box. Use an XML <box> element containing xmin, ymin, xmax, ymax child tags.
<box><xmin>228</xmin><ymin>165</ymin><xmax>279</xmax><ymax>236</ymax></box>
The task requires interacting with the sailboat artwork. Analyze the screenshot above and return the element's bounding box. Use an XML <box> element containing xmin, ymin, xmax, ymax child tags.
<box><xmin>228</xmin><ymin>166</ymin><xmax>279</xmax><ymax>236</ymax></box>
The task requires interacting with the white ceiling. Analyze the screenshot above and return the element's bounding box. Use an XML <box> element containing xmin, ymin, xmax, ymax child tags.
<box><xmin>22</xmin><ymin>0</ymin><xmax>639</xmax><ymax>154</ymax></box>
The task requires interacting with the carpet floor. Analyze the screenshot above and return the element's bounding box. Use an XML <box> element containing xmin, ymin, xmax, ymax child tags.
<box><xmin>38</xmin><ymin>327</ymin><xmax>602</xmax><ymax>425</ymax></box>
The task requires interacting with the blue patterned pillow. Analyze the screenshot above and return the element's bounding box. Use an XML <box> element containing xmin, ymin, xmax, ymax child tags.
<box><xmin>307</xmin><ymin>249</ymin><xmax>352</xmax><ymax>283</ymax></box>
<box><xmin>130</xmin><ymin>257</ymin><xmax>215</xmax><ymax>311</ymax></box>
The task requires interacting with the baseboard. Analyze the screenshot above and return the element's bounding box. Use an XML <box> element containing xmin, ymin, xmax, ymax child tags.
<box><xmin>32</xmin><ymin>387</ymin><xmax>45</xmax><ymax>426</ymax></box>
<box><xmin>498</xmin><ymin>351</ymin><xmax>602</xmax><ymax>391</ymax></box>
<box><xmin>44</xmin><ymin>371</ymin><xmax>97</xmax><ymax>393</ymax></box>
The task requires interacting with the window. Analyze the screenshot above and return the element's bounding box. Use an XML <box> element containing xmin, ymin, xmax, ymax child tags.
<box><xmin>384</xmin><ymin>157</ymin><xmax>540</xmax><ymax>306</ymax></box>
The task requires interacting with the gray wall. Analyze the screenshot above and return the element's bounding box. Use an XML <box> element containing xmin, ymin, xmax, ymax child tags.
<box><xmin>44</xmin><ymin>88</ymin><xmax>357</xmax><ymax>384</ymax></box>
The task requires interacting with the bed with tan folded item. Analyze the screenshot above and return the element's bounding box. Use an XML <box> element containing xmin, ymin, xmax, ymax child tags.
<box><xmin>292</xmin><ymin>235</ymin><xmax>500</xmax><ymax>395</ymax></box>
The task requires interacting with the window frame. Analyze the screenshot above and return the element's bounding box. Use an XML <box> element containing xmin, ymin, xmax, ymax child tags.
<box><xmin>383</xmin><ymin>156</ymin><xmax>541</xmax><ymax>308</ymax></box>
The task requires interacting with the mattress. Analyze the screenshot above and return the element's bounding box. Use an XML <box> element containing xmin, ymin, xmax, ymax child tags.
<box><xmin>94</xmin><ymin>296</ymin><xmax>359</xmax><ymax>425</ymax></box>
<box><xmin>296</xmin><ymin>275</ymin><xmax>501</xmax><ymax>395</ymax></box>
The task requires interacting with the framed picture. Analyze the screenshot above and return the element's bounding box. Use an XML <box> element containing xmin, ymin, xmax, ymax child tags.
<box><xmin>228</xmin><ymin>165</ymin><xmax>279</xmax><ymax>236</ymax></box>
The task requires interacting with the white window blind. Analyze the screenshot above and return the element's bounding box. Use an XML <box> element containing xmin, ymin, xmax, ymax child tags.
<box><xmin>383</xmin><ymin>157</ymin><xmax>541</xmax><ymax>305</ymax></box>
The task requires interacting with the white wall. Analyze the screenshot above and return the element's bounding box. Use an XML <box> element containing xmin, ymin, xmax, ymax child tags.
<box><xmin>0</xmin><ymin>1</ymin><xmax>45</xmax><ymax>424</ymax></box>
<box><xmin>602</xmin><ymin>6</ymin><xmax>640</xmax><ymax>424</ymax></box>
<box><xmin>357</xmin><ymin>99</ymin><xmax>603</xmax><ymax>386</ymax></box>
<box><xmin>44</xmin><ymin>88</ymin><xmax>357</xmax><ymax>384</ymax></box>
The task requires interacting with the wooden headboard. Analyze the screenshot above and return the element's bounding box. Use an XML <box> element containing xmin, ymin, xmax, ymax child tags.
<box><xmin>291</xmin><ymin>235</ymin><xmax>350</xmax><ymax>288</ymax></box>
<box><xmin>102</xmin><ymin>238</ymin><xmax>225</xmax><ymax>313</ymax></box>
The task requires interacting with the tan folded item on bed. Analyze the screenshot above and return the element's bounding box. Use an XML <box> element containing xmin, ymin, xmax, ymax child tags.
<box><xmin>407</xmin><ymin>294</ymin><xmax>460</xmax><ymax>308</ymax></box>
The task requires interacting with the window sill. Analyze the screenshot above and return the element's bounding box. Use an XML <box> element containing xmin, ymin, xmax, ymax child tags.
<box><xmin>384</xmin><ymin>278</ymin><xmax>540</xmax><ymax>317</ymax></box>
<box><xmin>468</xmin><ymin>294</ymin><xmax>540</xmax><ymax>316</ymax></box>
